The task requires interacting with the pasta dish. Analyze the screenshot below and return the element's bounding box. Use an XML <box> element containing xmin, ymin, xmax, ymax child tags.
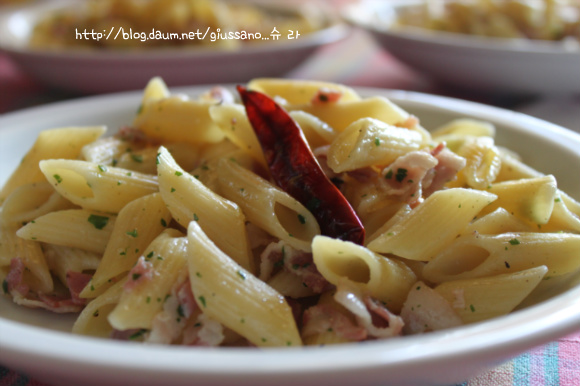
<box><xmin>29</xmin><ymin>0</ymin><xmax>326</xmax><ymax>50</ymax></box>
<box><xmin>1</xmin><ymin>78</ymin><xmax>579</xmax><ymax>347</ymax></box>
<box><xmin>394</xmin><ymin>0</ymin><xmax>580</xmax><ymax>42</ymax></box>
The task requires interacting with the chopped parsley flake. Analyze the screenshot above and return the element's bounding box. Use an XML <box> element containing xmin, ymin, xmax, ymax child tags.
<box><xmin>53</xmin><ymin>174</ymin><xmax>63</xmax><ymax>184</ymax></box>
<box><xmin>297</xmin><ymin>214</ymin><xmax>306</xmax><ymax>224</ymax></box>
<box><xmin>175</xmin><ymin>171</ymin><xmax>183</xmax><ymax>176</ymax></box>
<box><xmin>395</xmin><ymin>168</ymin><xmax>408</xmax><ymax>182</ymax></box>
<box><xmin>236</xmin><ymin>270</ymin><xmax>247</xmax><ymax>280</ymax></box>
<box><xmin>198</xmin><ymin>296</ymin><xmax>207</xmax><ymax>308</ymax></box>
<box><xmin>2</xmin><ymin>279</ymin><xmax>8</xmax><ymax>294</ymax></box>
<box><xmin>98</xmin><ymin>165</ymin><xmax>108</xmax><ymax>173</ymax></box>
<box><xmin>374</xmin><ymin>137</ymin><xmax>381</xmax><ymax>146</ymax></box>
<box><xmin>88</xmin><ymin>214</ymin><xmax>109</xmax><ymax>230</ymax></box>
<box><xmin>126</xmin><ymin>229</ymin><xmax>138</xmax><ymax>238</ymax></box>
<box><xmin>509</xmin><ymin>238</ymin><xmax>520</xmax><ymax>245</ymax></box>
<box><xmin>469</xmin><ymin>304</ymin><xmax>476</xmax><ymax>312</ymax></box>
<box><xmin>129</xmin><ymin>329</ymin><xmax>147</xmax><ymax>340</ymax></box>
<box><xmin>193</xmin><ymin>213</ymin><xmax>199</xmax><ymax>221</ymax></box>
<box><xmin>132</xmin><ymin>273</ymin><xmax>141</xmax><ymax>281</ymax></box>
<box><xmin>160</xmin><ymin>218</ymin><xmax>167</xmax><ymax>227</ymax></box>
<box><xmin>131</xmin><ymin>154</ymin><xmax>143</xmax><ymax>163</ymax></box>
<box><xmin>384</xmin><ymin>169</ymin><xmax>393</xmax><ymax>179</ymax></box>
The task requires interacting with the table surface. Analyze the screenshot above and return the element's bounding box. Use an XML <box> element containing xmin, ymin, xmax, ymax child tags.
<box><xmin>0</xmin><ymin>18</ymin><xmax>579</xmax><ymax>386</ymax></box>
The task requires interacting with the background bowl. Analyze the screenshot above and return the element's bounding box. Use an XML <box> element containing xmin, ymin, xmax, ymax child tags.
<box><xmin>1</xmin><ymin>85</ymin><xmax>579</xmax><ymax>386</ymax></box>
<box><xmin>0</xmin><ymin>0</ymin><xmax>348</xmax><ymax>94</ymax></box>
<box><xmin>344</xmin><ymin>0</ymin><xmax>580</xmax><ymax>95</ymax></box>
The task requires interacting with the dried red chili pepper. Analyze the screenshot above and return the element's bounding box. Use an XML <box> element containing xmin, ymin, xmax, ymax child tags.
<box><xmin>237</xmin><ymin>86</ymin><xmax>365</xmax><ymax>245</ymax></box>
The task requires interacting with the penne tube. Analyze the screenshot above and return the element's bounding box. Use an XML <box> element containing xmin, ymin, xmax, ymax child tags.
<box><xmin>107</xmin><ymin>229</ymin><xmax>188</xmax><ymax>330</ymax></box>
<box><xmin>423</xmin><ymin>232</ymin><xmax>580</xmax><ymax>284</ymax></box>
<box><xmin>247</xmin><ymin>78</ymin><xmax>361</xmax><ymax>104</ymax></box>
<box><xmin>1</xmin><ymin>181</ymin><xmax>76</xmax><ymax>226</ymax></box>
<box><xmin>80</xmin><ymin>193</ymin><xmax>173</xmax><ymax>298</ymax></box>
<box><xmin>40</xmin><ymin>159</ymin><xmax>158</xmax><ymax>213</ymax></box>
<box><xmin>0</xmin><ymin>126</ymin><xmax>106</xmax><ymax>204</ymax></box>
<box><xmin>0</xmin><ymin>220</ymin><xmax>53</xmax><ymax>293</ymax></box>
<box><xmin>481</xmin><ymin>175</ymin><xmax>558</xmax><ymax>225</ymax></box>
<box><xmin>313</xmin><ymin>235</ymin><xmax>416</xmax><ymax>312</ymax></box>
<box><xmin>17</xmin><ymin>209</ymin><xmax>117</xmax><ymax>254</ymax></box>
<box><xmin>215</xmin><ymin>157</ymin><xmax>320</xmax><ymax>252</ymax></box>
<box><xmin>187</xmin><ymin>221</ymin><xmax>302</xmax><ymax>347</ymax></box>
<box><xmin>327</xmin><ymin>118</ymin><xmax>423</xmax><ymax>173</ymax></box>
<box><xmin>73</xmin><ymin>279</ymin><xmax>126</xmax><ymax>338</ymax></box>
<box><xmin>134</xmin><ymin>95</ymin><xmax>225</xmax><ymax>144</ymax></box>
<box><xmin>456</xmin><ymin>136</ymin><xmax>502</xmax><ymax>190</ymax></box>
<box><xmin>157</xmin><ymin>146</ymin><xmax>254</xmax><ymax>272</ymax></box>
<box><xmin>209</xmin><ymin>103</ymin><xmax>267</xmax><ymax>168</ymax></box>
<box><xmin>434</xmin><ymin>265</ymin><xmax>548</xmax><ymax>324</ymax></box>
<box><xmin>368</xmin><ymin>188</ymin><xmax>497</xmax><ymax>261</ymax></box>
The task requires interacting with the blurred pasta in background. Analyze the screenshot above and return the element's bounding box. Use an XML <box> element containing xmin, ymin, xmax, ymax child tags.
<box><xmin>395</xmin><ymin>0</ymin><xmax>580</xmax><ymax>42</ymax></box>
<box><xmin>29</xmin><ymin>0</ymin><xmax>329</xmax><ymax>50</ymax></box>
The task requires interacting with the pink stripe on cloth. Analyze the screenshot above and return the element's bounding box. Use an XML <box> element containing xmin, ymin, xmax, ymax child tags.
<box><xmin>559</xmin><ymin>332</ymin><xmax>580</xmax><ymax>385</ymax></box>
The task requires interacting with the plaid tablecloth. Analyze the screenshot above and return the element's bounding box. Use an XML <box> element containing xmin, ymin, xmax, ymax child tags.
<box><xmin>0</xmin><ymin>23</ymin><xmax>579</xmax><ymax>386</ymax></box>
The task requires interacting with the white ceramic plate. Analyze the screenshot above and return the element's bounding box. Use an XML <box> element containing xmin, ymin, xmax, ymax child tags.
<box><xmin>1</xmin><ymin>86</ymin><xmax>580</xmax><ymax>386</ymax></box>
<box><xmin>0</xmin><ymin>0</ymin><xmax>347</xmax><ymax>94</ymax></box>
<box><xmin>344</xmin><ymin>0</ymin><xmax>580</xmax><ymax>95</ymax></box>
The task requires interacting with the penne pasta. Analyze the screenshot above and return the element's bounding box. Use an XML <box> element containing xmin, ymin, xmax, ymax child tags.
<box><xmin>327</xmin><ymin>118</ymin><xmax>423</xmax><ymax>173</ymax></box>
<box><xmin>80</xmin><ymin>193</ymin><xmax>173</xmax><ymax>298</ymax></box>
<box><xmin>1</xmin><ymin>77</ymin><xmax>578</xmax><ymax>348</ymax></box>
<box><xmin>0</xmin><ymin>126</ymin><xmax>106</xmax><ymax>204</ymax></box>
<box><xmin>313</xmin><ymin>235</ymin><xmax>416</xmax><ymax>312</ymax></box>
<box><xmin>247</xmin><ymin>78</ymin><xmax>361</xmax><ymax>104</ymax></box>
<box><xmin>367</xmin><ymin>188</ymin><xmax>497</xmax><ymax>261</ymax></box>
<box><xmin>107</xmin><ymin>229</ymin><xmax>187</xmax><ymax>330</ymax></box>
<box><xmin>215</xmin><ymin>157</ymin><xmax>320</xmax><ymax>252</ymax></box>
<box><xmin>17</xmin><ymin>209</ymin><xmax>117</xmax><ymax>254</ymax></box>
<box><xmin>39</xmin><ymin>159</ymin><xmax>158</xmax><ymax>213</ymax></box>
<box><xmin>187</xmin><ymin>221</ymin><xmax>302</xmax><ymax>347</ymax></box>
<box><xmin>157</xmin><ymin>146</ymin><xmax>253</xmax><ymax>272</ymax></box>
<box><xmin>434</xmin><ymin>266</ymin><xmax>548</xmax><ymax>324</ymax></box>
<box><xmin>423</xmin><ymin>232</ymin><xmax>580</xmax><ymax>283</ymax></box>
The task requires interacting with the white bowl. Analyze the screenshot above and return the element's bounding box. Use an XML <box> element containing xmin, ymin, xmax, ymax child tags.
<box><xmin>0</xmin><ymin>0</ymin><xmax>347</xmax><ymax>94</ymax></box>
<box><xmin>0</xmin><ymin>86</ymin><xmax>580</xmax><ymax>386</ymax></box>
<box><xmin>344</xmin><ymin>0</ymin><xmax>580</xmax><ymax>95</ymax></box>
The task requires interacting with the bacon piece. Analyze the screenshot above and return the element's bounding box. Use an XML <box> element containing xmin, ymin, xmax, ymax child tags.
<box><xmin>302</xmin><ymin>303</ymin><xmax>367</xmax><ymax>341</ymax></box>
<box><xmin>175</xmin><ymin>278</ymin><xmax>198</xmax><ymax>319</ymax></box>
<box><xmin>423</xmin><ymin>146</ymin><xmax>466</xmax><ymax>196</ymax></box>
<box><xmin>400</xmin><ymin>281</ymin><xmax>463</xmax><ymax>334</ymax></box>
<box><xmin>334</xmin><ymin>281</ymin><xmax>404</xmax><ymax>339</ymax></box>
<box><xmin>381</xmin><ymin>150</ymin><xmax>438</xmax><ymax>205</ymax></box>
<box><xmin>394</xmin><ymin>115</ymin><xmax>420</xmax><ymax>129</ymax></box>
<box><xmin>259</xmin><ymin>241</ymin><xmax>332</xmax><ymax>294</ymax></box>
<box><xmin>283</xmin><ymin>249</ymin><xmax>333</xmax><ymax>294</ymax></box>
<box><xmin>65</xmin><ymin>271</ymin><xmax>92</xmax><ymax>306</ymax></box>
<box><xmin>5</xmin><ymin>258</ymin><xmax>29</xmax><ymax>297</ymax></box>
